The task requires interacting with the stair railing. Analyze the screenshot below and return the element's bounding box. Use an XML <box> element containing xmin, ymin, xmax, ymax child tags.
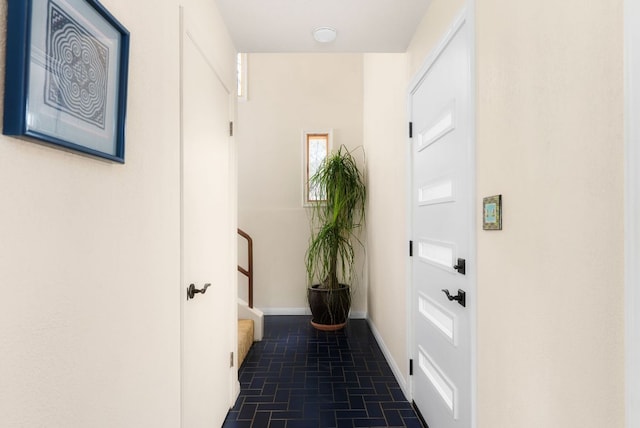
<box><xmin>237</xmin><ymin>228</ymin><xmax>254</xmax><ymax>308</ymax></box>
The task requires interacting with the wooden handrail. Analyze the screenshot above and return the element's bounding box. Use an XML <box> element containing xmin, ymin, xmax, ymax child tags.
<box><xmin>237</xmin><ymin>228</ymin><xmax>254</xmax><ymax>308</ymax></box>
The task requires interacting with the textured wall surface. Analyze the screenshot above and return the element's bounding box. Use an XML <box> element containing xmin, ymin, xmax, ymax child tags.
<box><xmin>362</xmin><ymin>53</ymin><xmax>410</xmax><ymax>392</ymax></box>
<box><xmin>0</xmin><ymin>0</ymin><xmax>236</xmax><ymax>426</ymax></box>
<box><xmin>476</xmin><ymin>0</ymin><xmax>624</xmax><ymax>427</ymax></box>
<box><xmin>237</xmin><ymin>53</ymin><xmax>365</xmax><ymax>315</ymax></box>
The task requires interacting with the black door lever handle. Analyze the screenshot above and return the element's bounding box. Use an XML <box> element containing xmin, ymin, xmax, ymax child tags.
<box><xmin>453</xmin><ymin>258</ymin><xmax>466</xmax><ymax>275</ymax></box>
<box><xmin>187</xmin><ymin>283</ymin><xmax>211</xmax><ymax>300</ymax></box>
<box><xmin>441</xmin><ymin>289</ymin><xmax>466</xmax><ymax>307</ymax></box>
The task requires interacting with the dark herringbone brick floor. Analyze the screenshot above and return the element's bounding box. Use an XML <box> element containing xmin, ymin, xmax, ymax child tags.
<box><xmin>223</xmin><ymin>316</ymin><xmax>424</xmax><ymax>428</ymax></box>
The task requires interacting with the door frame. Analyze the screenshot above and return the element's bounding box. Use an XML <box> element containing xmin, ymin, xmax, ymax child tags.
<box><xmin>624</xmin><ymin>1</ymin><xmax>640</xmax><ymax>426</ymax></box>
<box><xmin>406</xmin><ymin>6</ymin><xmax>477</xmax><ymax>427</ymax></box>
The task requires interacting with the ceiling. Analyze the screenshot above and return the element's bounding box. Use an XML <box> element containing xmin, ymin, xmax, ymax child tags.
<box><xmin>215</xmin><ymin>0</ymin><xmax>432</xmax><ymax>53</ymax></box>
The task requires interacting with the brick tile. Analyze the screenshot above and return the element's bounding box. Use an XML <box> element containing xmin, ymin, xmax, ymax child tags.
<box><xmin>348</xmin><ymin>394</ymin><xmax>365</xmax><ymax>410</ymax></box>
<box><xmin>251</xmin><ymin>412</ymin><xmax>271</xmax><ymax>428</ymax></box>
<box><xmin>222</xmin><ymin>316</ymin><xmax>424</xmax><ymax>428</ymax></box>
<box><xmin>383</xmin><ymin>408</ymin><xmax>404</xmax><ymax>426</ymax></box>
<box><xmin>353</xmin><ymin>418</ymin><xmax>388</xmax><ymax>427</ymax></box>
<box><xmin>365</xmin><ymin>402</ymin><xmax>383</xmax><ymax>418</ymax></box>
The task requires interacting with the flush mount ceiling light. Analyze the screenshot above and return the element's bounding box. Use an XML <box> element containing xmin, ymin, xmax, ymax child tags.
<box><xmin>313</xmin><ymin>27</ymin><xmax>337</xmax><ymax>43</ymax></box>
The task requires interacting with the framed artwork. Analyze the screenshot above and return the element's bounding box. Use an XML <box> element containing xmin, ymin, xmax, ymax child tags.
<box><xmin>3</xmin><ymin>0</ymin><xmax>130</xmax><ymax>163</ymax></box>
<box><xmin>483</xmin><ymin>194</ymin><xmax>502</xmax><ymax>230</ymax></box>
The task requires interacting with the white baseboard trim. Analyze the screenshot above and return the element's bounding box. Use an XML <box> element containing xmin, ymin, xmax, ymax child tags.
<box><xmin>258</xmin><ymin>308</ymin><xmax>368</xmax><ymax>319</ymax></box>
<box><xmin>260</xmin><ymin>307</ymin><xmax>310</xmax><ymax>316</ymax></box>
<box><xmin>367</xmin><ymin>318</ymin><xmax>411</xmax><ymax>401</ymax></box>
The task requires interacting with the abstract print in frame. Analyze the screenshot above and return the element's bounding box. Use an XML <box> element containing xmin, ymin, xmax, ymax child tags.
<box><xmin>3</xmin><ymin>0</ymin><xmax>130</xmax><ymax>163</ymax></box>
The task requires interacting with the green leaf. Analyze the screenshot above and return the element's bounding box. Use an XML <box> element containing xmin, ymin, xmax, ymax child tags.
<box><xmin>305</xmin><ymin>145</ymin><xmax>366</xmax><ymax>290</ymax></box>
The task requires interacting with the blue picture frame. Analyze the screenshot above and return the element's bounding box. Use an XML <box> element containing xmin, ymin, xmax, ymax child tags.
<box><xmin>3</xmin><ymin>0</ymin><xmax>130</xmax><ymax>163</ymax></box>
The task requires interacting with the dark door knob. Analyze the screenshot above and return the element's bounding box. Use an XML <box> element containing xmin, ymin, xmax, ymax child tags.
<box><xmin>453</xmin><ymin>258</ymin><xmax>466</xmax><ymax>275</ymax></box>
<box><xmin>442</xmin><ymin>289</ymin><xmax>466</xmax><ymax>307</ymax></box>
<box><xmin>187</xmin><ymin>283</ymin><xmax>211</xmax><ymax>300</ymax></box>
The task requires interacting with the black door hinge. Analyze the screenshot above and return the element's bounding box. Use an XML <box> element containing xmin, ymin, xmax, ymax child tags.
<box><xmin>409</xmin><ymin>122</ymin><xmax>413</xmax><ymax>138</ymax></box>
<box><xmin>409</xmin><ymin>240</ymin><xmax>413</xmax><ymax>257</ymax></box>
<box><xmin>409</xmin><ymin>359</ymin><xmax>414</xmax><ymax>376</ymax></box>
<box><xmin>229</xmin><ymin>121</ymin><xmax>234</xmax><ymax>137</ymax></box>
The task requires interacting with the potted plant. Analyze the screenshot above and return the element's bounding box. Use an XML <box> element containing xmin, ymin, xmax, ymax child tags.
<box><xmin>305</xmin><ymin>145</ymin><xmax>366</xmax><ymax>331</ymax></box>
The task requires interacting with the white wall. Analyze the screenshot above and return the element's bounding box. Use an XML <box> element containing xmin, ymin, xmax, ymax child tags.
<box><xmin>407</xmin><ymin>0</ymin><xmax>466</xmax><ymax>77</ymax></box>
<box><xmin>625</xmin><ymin>1</ymin><xmax>640</xmax><ymax>426</ymax></box>
<box><xmin>0</xmin><ymin>0</ymin><xmax>236</xmax><ymax>426</ymax></box>
<box><xmin>358</xmin><ymin>0</ymin><xmax>467</xmax><ymax>401</ymax></box>
<box><xmin>365</xmin><ymin>0</ymin><xmax>625</xmax><ymax>426</ymax></box>
<box><xmin>476</xmin><ymin>0</ymin><xmax>624</xmax><ymax>427</ymax></box>
<box><xmin>237</xmin><ymin>53</ymin><xmax>365</xmax><ymax>315</ymax></box>
<box><xmin>362</xmin><ymin>53</ymin><xmax>410</xmax><ymax>391</ymax></box>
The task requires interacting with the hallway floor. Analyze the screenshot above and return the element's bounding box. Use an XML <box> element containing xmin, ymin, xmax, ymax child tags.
<box><xmin>223</xmin><ymin>316</ymin><xmax>424</xmax><ymax>428</ymax></box>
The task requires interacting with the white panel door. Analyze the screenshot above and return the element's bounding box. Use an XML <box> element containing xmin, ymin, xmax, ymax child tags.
<box><xmin>180</xmin><ymin>11</ymin><xmax>234</xmax><ymax>428</ymax></box>
<box><xmin>410</xmin><ymin>18</ymin><xmax>473</xmax><ymax>428</ymax></box>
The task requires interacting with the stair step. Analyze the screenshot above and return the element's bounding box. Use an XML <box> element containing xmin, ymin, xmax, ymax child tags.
<box><xmin>238</xmin><ymin>319</ymin><xmax>254</xmax><ymax>367</ymax></box>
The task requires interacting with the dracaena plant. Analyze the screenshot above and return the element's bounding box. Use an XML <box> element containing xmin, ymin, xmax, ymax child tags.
<box><xmin>305</xmin><ymin>145</ymin><xmax>366</xmax><ymax>290</ymax></box>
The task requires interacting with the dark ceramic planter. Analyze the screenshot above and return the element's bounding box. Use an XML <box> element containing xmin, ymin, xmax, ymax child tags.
<box><xmin>307</xmin><ymin>285</ymin><xmax>351</xmax><ymax>331</ymax></box>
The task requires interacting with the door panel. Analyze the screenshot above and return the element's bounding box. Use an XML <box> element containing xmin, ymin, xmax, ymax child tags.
<box><xmin>181</xmin><ymin>12</ymin><xmax>234</xmax><ymax>428</ymax></box>
<box><xmin>411</xmin><ymin>20</ymin><xmax>472</xmax><ymax>428</ymax></box>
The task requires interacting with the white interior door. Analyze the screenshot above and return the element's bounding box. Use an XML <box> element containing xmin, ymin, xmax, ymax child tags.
<box><xmin>180</xmin><ymin>10</ymin><xmax>234</xmax><ymax>428</ymax></box>
<box><xmin>410</xmin><ymin>17</ymin><xmax>473</xmax><ymax>428</ymax></box>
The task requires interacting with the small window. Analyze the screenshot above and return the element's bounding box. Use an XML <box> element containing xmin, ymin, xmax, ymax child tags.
<box><xmin>303</xmin><ymin>130</ymin><xmax>332</xmax><ymax>205</ymax></box>
<box><xmin>236</xmin><ymin>53</ymin><xmax>247</xmax><ymax>100</ymax></box>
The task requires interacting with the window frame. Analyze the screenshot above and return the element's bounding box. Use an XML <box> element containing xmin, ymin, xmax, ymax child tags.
<box><xmin>236</xmin><ymin>52</ymin><xmax>247</xmax><ymax>101</ymax></box>
<box><xmin>302</xmin><ymin>129</ymin><xmax>333</xmax><ymax>206</ymax></box>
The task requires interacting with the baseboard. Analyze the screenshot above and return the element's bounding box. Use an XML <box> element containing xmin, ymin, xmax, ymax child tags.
<box><xmin>258</xmin><ymin>308</ymin><xmax>368</xmax><ymax>319</ymax></box>
<box><xmin>349</xmin><ymin>311</ymin><xmax>367</xmax><ymax>319</ymax></box>
<box><xmin>367</xmin><ymin>318</ymin><xmax>411</xmax><ymax>401</ymax></box>
<box><xmin>260</xmin><ymin>307</ymin><xmax>310</xmax><ymax>316</ymax></box>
